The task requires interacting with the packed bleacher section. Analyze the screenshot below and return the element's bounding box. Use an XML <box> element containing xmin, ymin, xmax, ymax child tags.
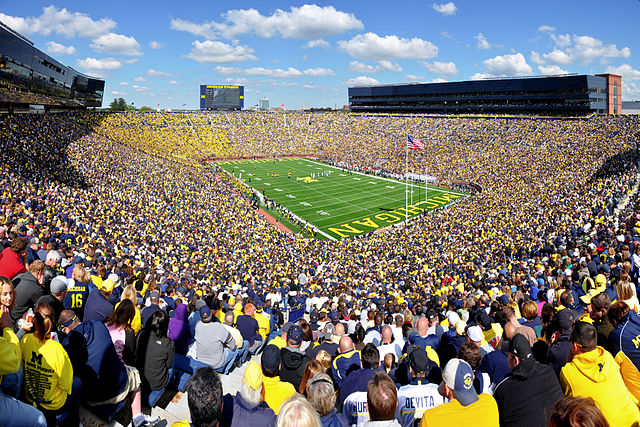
<box><xmin>1</xmin><ymin>111</ymin><xmax>640</xmax><ymax>426</ymax></box>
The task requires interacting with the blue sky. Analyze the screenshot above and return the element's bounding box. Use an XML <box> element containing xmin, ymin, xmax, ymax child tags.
<box><xmin>2</xmin><ymin>1</ymin><xmax>639</xmax><ymax>109</ymax></box>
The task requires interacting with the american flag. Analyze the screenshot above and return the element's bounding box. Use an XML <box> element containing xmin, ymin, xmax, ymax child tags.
<box><xmin>407</xmin><ymin>135</ymin><xmax>425</xmax><ymax>151</ymax></box>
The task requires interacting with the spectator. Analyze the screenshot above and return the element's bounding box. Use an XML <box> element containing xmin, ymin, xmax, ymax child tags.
<box><xmin>104</xmin><ymin>298</ymin><xmax>137</xmax><ymax>365</ymax></box>
<box><xmin>141</xmin><ymin>290</ymin><xmax>162</xmax><ymax>329</ymax></box>
<box><xmin>309</xmin><ymin>322</ymin><xmax>339</xmax><ymax>358</ymax></box>
<box><xmin>222</xmin><ymin>311</ymin><xmax>248</xmax><ymax>367</ymax></box>
<box><xmin>332</xmin><ymin>336</ymin><xmax>361</xmax><ymax>388</ymax></box>
<box><xmin>0</xmin><ymin>305</ymin><xmax>47</xmax><ymax>426</ymax></box>
<box><xmin>503</xmin><ymin>306</ymin><xmax>536</xmax><ymax>347</ymax></box>
<box><xmin>548</xmin><ymin>396</ymin><xmax>610</xmax><ymax>427</ymax></box>
<box><xmin>173</xmin><ymin>367</ymin><xmax>223</xmax><ymax>427</ymax></box>
<box><xmin>83</xmin><ymin>278</ymin><xmax>115</xmax><ymax>322</ymax></box>
<box><xmin>261</xmin><ymin>344</ymin><xmax>296</xmax><ymax>415</ymax></box>
<box><xmin>377</xmin><ymin>325</ymin><xmax>402</xmax><ymax>361</ymax></box>
<box><xmin>493</xmin><ymin>333</ymin><xmax>563</xmax><ymax>426</ymax></box>
<box><xmin>589</xmin><ymin>293</ymin><xmax>613</xmax><ymax>352</ymax></box>
<box><xmin>280</xmin><ymin>324</ymin><xmax>312</xmax><ymax>391</ymax></box>
<box><xmin>136</xmin><ymin>309</ymin><xmax>175</xmax><ymax>406</ymax></box>
<box><xmin>420</xmin><ymin>358</ymin><xmax>499</xmax><ymax>427</ymax></box>
<box><xmin>168</xmin><ymin>303</ymin><xmax>193</xmax><ymax>356</ymax></box>
<box><xmin>559</xmin><ymin>321</ymin><xmax>640</xmax><ymax>426</ymax></box>
<box><xmin>20</xmin><ymin>302</ymin><xmax>80</xmax><ymax>426</ymax></box>
<box><xmin>608</xmin><ymin>301</ymin><xmax>640</xmax><ymax>402</ymax></box>
<box><xmin>0</xmin><ymin>236</ymin><xmax>28</xmax><ymax>279</ymax></box>
<box><xmin>193</xmin><ymin>305</ymin><xmax>237</xmax><ymax>374</ymax></box>
<box><xmin>237</xmin><ymin>303</ymin><xmax>264</xmax><ymax>358</ymax></box>
<box><xmin>276</xmin><ymin>393</ymin><xmax>321</xmax><ymax>427</ymax></box>
<box><xmin>63</xmin><ymin>265</ymin><xmax>91</xmax><ymax>321</ymax></box>
<box><xmin>364</xmin><ymin>372</ymin><xmax>400</xmax><ymax>427</ymax></box>
<box><xmin>299</xmin><ymin>360</ymin><xmax>327</xmax><ymax>396</ymax></box>
<box><xmin>306</xmin><ymin>373</ymin><xmax>347</xmax><ymax>427</ymax></box>
<box><xmin>59</xmin><ymin>309</ymin><xmax>158</xmax><ymax>427</ymax></box>
<box><xmin>396</xmin><ymin>347</ymin><xmax>446</xmax><ymax>427</ymax></box>
<box><xmin>466</xmin><ymin>325</ymin><xmax>493</xmax><ymax>357</ymax></box>
<box><xmin>117</xmin><ymin>285</ymin><xmax>143</xmax><ymax>334</ymax></box>
<box><xmin>10</xmin><ymin>260</ymin><xmax>45</xmax><ymax>323</ymax></box>
<box><xmin>35</xmin><ymin>275</ymin><xmax>68</xmax><ymax>326</ymax></box>
<box><xmin>269</xmin><ymin>322</ymin><xmax>292</xmax><ymax>349</ymax></box>
<box><xmin>339</xmin><ymin>343</ymin><xmax>380</xmax><ymax>410</ymax></box>
<box><xmin>457</xmin><ymin>342</ymin><xmax>491</xmax><ymax>395</ymax></box>
<box><xmin>547</xmin><ymin>309</ymin><xmax>576</xmax><ymax>376</ymax></box>
<box><xmin>221</xmin><ymin>360</ymin><xmax>276</xmax><ymax>427</ymax></box>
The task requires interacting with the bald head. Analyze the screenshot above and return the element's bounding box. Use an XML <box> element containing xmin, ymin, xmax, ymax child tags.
<box><xmin>339</xmin><ymin>336</ymin><xmax>355</xmax><ymax>354</ymax></box>
<box><xmin>381</xmin><ymin>325</ymin><xmax>393</xmax><ymax>343</ymax></box>
<box><xmin>504</xmin><ymin>322</ymin><xmax>517</xmax><ymax>339</ymax></box>
<box><xmin>335</xmin><ymin>322</ymin><xmax>345</xmax><ymax>336</ymax></box>
<box><xmin>417</xmin><ymin>317</ymin><xmax>429</xmax><ymax>336</ymax></box>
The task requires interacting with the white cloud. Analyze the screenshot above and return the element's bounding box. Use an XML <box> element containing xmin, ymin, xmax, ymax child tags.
<box><xmin>348</xmin><ymin>60</ymin><xmax>402</xmax><ymax>73</ymax></box>
<box><xmin>171</xmin><ymin>5</ymin><xmax>363</xmax><ymax>40</ymax></box>
<box><xmin>422</xmin><ymin>61</ymin><xmax>458</xmax><ymax>76</ymax></box>
<box><xmin>214</xmin><ymin>66</ymin><xmax>304</xmax><ymax>78</ymax></box>
<box><xmin>432</xmin><ymin>2</ymin><xmax>457</xmax><ymax>15</ymax></box>
<box><xmin>473</xmin><ymin>53</ymin><xmax>533</xmax><ymax>78</ymax></box>
<box><xmin>538</xmin><ymin>64</ymin><xmax>569</xmax><ymax>75</ymax></box>
<box><xmin>227</xmin><ymin>77</ymin><xmax>249</xmax><ymax>85</ymax></box>
<box><xmin>75</xmin><ymin>57</ymin><xmax>122</xmax><ymax>78</ymax></box>
<box><xmin>132</xmin><ymin>85</ymin><xmax>151</xmax><ymax>92</ymax></box>
<box><xmin>146</xmin><ymin>69</ymin><xmax>172</xmax><ymax>77</ymax></box>
<box><xmin>304</xmin><ymin>39</ymin><xmax>330</xmax><ymax>49</ymax></box>
<box><xmin>45</xmin><ymin>41</ymin><xmax>76</xmax><ymax>55</ymax></box>
<box><xmin>344</xmin><ymin>76</ymin><xmax>379</xmax><ymax>86</ymax></box>
<box><xmin>119</xmin><ymin>81</ymin><xmax>129</xmax><ymax>86</ymax></box>
<box><xmin>543</xmin><ymin>49</ymin><xmax>572</xmax><ymax>66</ymax></box>
<box><xmin>133</xmin><ymin>76</ymin><xmax>147</xmax><ymax>82</ymax></box>
<box><xmin>338</xmin><ymin>32</ymin><xmax>438</xmax><ymax>60</ymax></box>
<box><xmin>623</xmin><ymin>82</ymin><xmax>640</xmax><ymax>100</ymax></box>
<box><xmin>90</xmin><ymin>33</ymin><xmax>142</xmax><ymax>56</ymax></box>
<box><xmin>303</xmin><ymin>84</ymin><xmax>324</xmax><ymax>90</ymax></box>
<box><xmin>605</xmin><ymin>64</ymin><xmax>640</xmax><ymax>81</ymax></box>
<box><xmin>168</xmin><ymin>80</ymin><xmax>180</xmax><ymax>85</ymax></box>
<box><xmin>440</xmin><ymin>31</ymin><xmax>453</xmax><ymax>39</ymax></box>
<box><xmin>431</xmin><ymin>78</ymin><xmax>448</xmax><ymax>83</ymax></box>
<box><xmin>530</xmin><ymin>51</ymin><xmax>544</xmax><ymax>65</ymax></box>
<box><xmin>537</xmin><ymin>25</ymin><xmax>556</xmax><ymax>33</ymax></box>
<box><xmin>405</xmin><ymin>74</ymin><xmax>425</xmax><ymax>81</ymax></box>
<box><xmin>184</xmin><ymin>40</ymin><xmax>257</xmax><ymax>63</ymax></box>
<box><xmin>474</xmin><ymin>33</ymin><xmax>491</xmax><ymax>50</ymax></box>
<box><xmin>111</xmin><ymin>90</ymin><xmax>127</xmax><ymax>96</ymax></box>
<box><xmin>0</xmin><ymin>5</ymin><xmax>115</xmax><ymax>39</ymax></box>
<box><xmin>303</xmin><ymin>68</ymin><xmax>335</xmax><ymax>77</ymax></box>
<box><xmin>539</xmin><ymin>34</ymin><xmax>631</xmax><ymax>66</ymax></box>
<box><xmin>149</xmin><ymin>41</ymin><xmax>164</xmax><ymax>49</ymax></box>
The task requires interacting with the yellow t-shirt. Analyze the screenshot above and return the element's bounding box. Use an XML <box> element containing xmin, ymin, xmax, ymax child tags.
<box><xmin>20</xmin><ymin>334</ymin><xmax>73</xmax><ymax>411</ymax></box>
<box><xmin>262</xmin><ymin>375</ymin><xmax>296</xmax><ymax>415</ymax></box>
<box><xmin>268</xmin><ymin>335</ymin><xmax>287</xmax><ymax>349</ymax></box>
<box><xmin>421</xmin><ymin>394</ymin><xmax>499</xmax><ymax>427</ymax></box>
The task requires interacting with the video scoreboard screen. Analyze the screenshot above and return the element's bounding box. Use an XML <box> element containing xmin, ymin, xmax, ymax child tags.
<box><xmin>200</xmin><ymin>85</ymin><xmax>244</xmax><ymax>110</ymax></box>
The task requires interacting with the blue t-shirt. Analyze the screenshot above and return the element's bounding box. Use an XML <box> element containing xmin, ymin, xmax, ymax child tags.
<box><xmin>236</xmin><ymin>315</ymin><xmax>259</xmax><ymax>346</ymax></box>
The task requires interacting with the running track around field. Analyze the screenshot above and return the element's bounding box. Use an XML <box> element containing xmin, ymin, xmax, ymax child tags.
<box><xmin>257</xmin><ymin>208</ymin><xmax>293</xmax><ymax>234</ymax></box>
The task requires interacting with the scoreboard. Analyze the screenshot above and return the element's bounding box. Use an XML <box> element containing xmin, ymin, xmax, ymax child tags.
<box><xmin>200</xmin><ymin>85</ymin><xmax>244</xmax><ymax>110</ymax></box>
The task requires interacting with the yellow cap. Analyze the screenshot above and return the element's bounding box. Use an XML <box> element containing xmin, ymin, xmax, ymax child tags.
<box><xmin>243</xmin><ymin>361</ymin><xmax>263</xmax><ymax>390</ymax></box>
<box><xmin>100</xmin><ymin>279</ymin><xmax>115</xmax><ymax>293</ymax></box>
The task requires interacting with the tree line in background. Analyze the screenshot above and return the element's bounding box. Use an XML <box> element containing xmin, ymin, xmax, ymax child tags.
<box><xmin>108</xmin><ymin>97</ymin><xmax>154</xmax><ymax>112</ymax></box>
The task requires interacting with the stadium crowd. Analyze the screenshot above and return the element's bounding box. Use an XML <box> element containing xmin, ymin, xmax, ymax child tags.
<box><xmin>0</xmin><ymin>111</ymin><xmax>640</xmax><ymax>426</ymax></box>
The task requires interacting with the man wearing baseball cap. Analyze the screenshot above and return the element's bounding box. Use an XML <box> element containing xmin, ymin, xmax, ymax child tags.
<box><xmin>396</xmin><ymin>347</ymin><xmax>445</xmax><ymax>427</ymax></box>
<box><xmin>261</xmin><ymin>344</ymin><xmax>295</xmax><ymax>415</ymax></box>
<box><xmin>493</xmin><ymin>334</ymin><xmax>562</xmax><ymax>427</ymax></box>
<box><xmin>420</xmin><ymin>358</ymin><xmax>499</xmax><ymax>426</ymax></box>
<box><xmin>83</xmin><ymin>278</ymin><xmax>115</xmax><ymax>322</ymax></box>
<box><xmin>280</xmin><ymin>323</ymin><xmax>311</xmax><ymax>391</ymax></box>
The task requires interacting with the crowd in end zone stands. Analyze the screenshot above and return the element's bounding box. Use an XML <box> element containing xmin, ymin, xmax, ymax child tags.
<box><xmin>0</xmin><ymin>111</ymin><xmax>640</xmax><ymax>427</ymax></box>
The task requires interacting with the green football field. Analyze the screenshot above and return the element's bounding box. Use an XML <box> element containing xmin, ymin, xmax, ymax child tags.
<box><xmin>215</xmin><ymin>158</ymin><xmax>468</xmax><ymax>240</ymax></box>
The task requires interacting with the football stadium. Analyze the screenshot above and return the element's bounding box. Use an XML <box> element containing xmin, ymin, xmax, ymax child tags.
<box><xmin>2</xmin><ymin>2</ymin><xmax>640</xmax><ymax>427</ymax></box>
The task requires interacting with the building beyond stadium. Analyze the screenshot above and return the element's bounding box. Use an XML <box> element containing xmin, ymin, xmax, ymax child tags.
<box><xmin>349</xmin><ymin>74</ymin><xmax>622</xmax><ymax>115</ymax></box>
<box><xmin>0</xmin><ymin>21</ymin><xmax>104</xmax><ymax>112</ymax></box>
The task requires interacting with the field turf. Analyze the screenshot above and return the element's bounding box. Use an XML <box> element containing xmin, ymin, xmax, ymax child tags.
<box><xmin>215</xmin><ymin>158</ymin><xmax>468</xmax><ymax>240</ymax></box>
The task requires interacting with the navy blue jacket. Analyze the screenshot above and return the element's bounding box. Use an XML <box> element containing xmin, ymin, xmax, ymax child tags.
<box><xmin>220</xmin><ymin>392</ymin><xmax>276</xmax><ymax>427</ymax></box>
<box><xmin>321</xmin><ymin>409</ymin><xmax>348</xmax><ymax>427</ymax></box>
<box><xmin>478</xmin><ymin>349</ymin><xmax>510</xmax><ymax>385</ymax></box>
<box><xmin>83</xmin><ymin>289</ymin><xmax>114</xmax><ymax>322</ymax></box>
<box><xmin>547</xmin><ymin>333</ymin><xmax>572</xmax><ymax>377</ymax></box>
<box><xmin>62</xmin><ymin>320</ymin><xmax>128</xmax><ymax>403</ymax></box>
<box><xmin>338</xmin><ymin>368</ymin><xmax>377</xmax><ymax>411</ymax></box>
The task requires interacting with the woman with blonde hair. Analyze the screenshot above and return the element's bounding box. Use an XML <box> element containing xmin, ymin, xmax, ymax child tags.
<box><xmin>116</xmin><ymin>284</ymin><xmax>142</xmax><ymax>334</ymax></box>
<box><xmin>20</xmin><ymin>302</ymin><xmax>80</xmax><ymax>425</ymax></box>
<box><xmin>276</xmin><ymin>393</ymin><xmax>321</xmax><ymax>427</ymax></box>
<box><xmin>617</xmin><ymin>280</ymin><xmax>640</xmax><ymax>312</ymax></box>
